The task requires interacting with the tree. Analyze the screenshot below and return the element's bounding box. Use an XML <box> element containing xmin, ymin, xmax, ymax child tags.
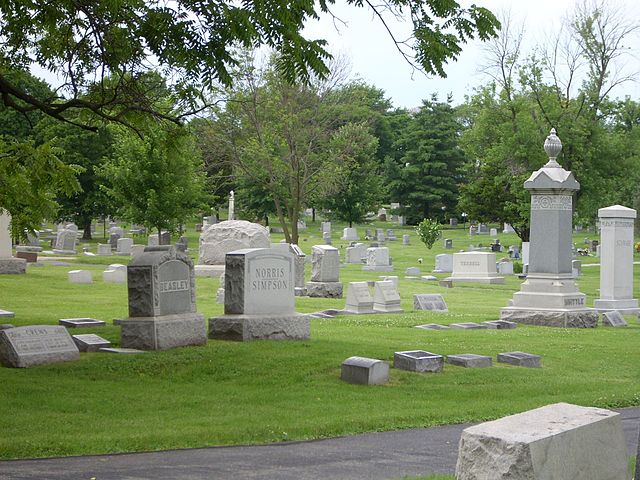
<box><xmin>0</xmin><ymin>1</ymin><xmax>498</xmax><ymax>130</ymax></box>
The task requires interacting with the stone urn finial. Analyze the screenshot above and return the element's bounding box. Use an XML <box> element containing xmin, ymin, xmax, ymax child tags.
<box><xmin>543</xmin><ymin>128</ymin><xmax>562</xmax><ymax>168</ymax></box>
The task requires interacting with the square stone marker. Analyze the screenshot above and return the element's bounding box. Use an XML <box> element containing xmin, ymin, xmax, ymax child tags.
<box><xmin>0</xmin><ymin>309</ymin><xmax>15</xmax><ymax>318</ymax></box>
<box><xmin>497</xmin><ymin>351</ymin><xmax>542</xmax><ymax>368</ymax></box>
<box><xmin>450</xmin><ymin>322</ymin><xmax>487</xmax><ymax>330</ymax></box>
<box><xmin>394</xmin><ymin>350</ymin><xmax>444</xmax><ymax>373</ymax></box>
<box><xmin>72</xmin><ymin>334</ymin><xmax>112</xmax><ymax>352</ymax></box>
<box><xmin>59</xmin><ymin>318</ymin><xmax>106</xmax><ymax>328</ymax></box>
<box><xmin>413</xmin><ymin>294</ymin><xmax>448</xmax><ymax>312</ymax></box>
<box><xmin>98</xmin><ymin>347</ymin><xmax>145</xmax><ymax>354</ymax></box>
<box><xmin>483</xmin><ymin>320</ymin><xmax>517</xmax><ymax>329</ymax></box>
<box><xmin>602</xmin><ymin>311</ymin><xmax>628</xmax><ymax>327</ymax></box>
<box><xmin>0</xmin><ymin>325</ymin><xmax>80</xmax><ymax>368</ymax></box>
<box><xmin>414</xmin><ymin>323</ymin><xmax>450</xmax><ymax>330</ymax></box>
<box><xmin>446</xmin><ymin>354</ymin><xmax>492</xmax><ymax>368</ymax></box>
<box><xmin>341</xmin><ymin>356</ymin><xmax>389</xmax><ymax>385</ymax></box>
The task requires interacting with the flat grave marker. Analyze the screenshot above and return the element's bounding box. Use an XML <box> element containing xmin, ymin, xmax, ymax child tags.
<box><xmin>59</xmin><ymin>318</ymin><xmax>106</xmax><ymax>328</ymax></box>
<box><xmin>0</xmin><ymin>309</ymin><xmax>15</xmax><ymax>318</ymax></box>
<box><xmin>446</xmin><ymin>354</ymin><xmax>492</xmax><ymax>368</ymax></box>
<box><xmin>413</xmin><ymin>294</ymin><xmax>448</xmax><ymax>312</ymax></box>
<box><xmin>0</xmin><ymin>325</ymin><xmax>80</xmax><ymax>368</ymax></box>
<box><xmin>483</xmin><ymin>320</ymin><xmax>517</xmax><ymax>329</ymax></box>
<box><xmin>415</xmin><ymin>323</ymin><xmax>450</xmax><ymax>330</ymax></box>
<box><xmin>341</xmin><ymin>356</ymin><xmax>389</xmax><ymax>385</ymax></box>
<box><xmin>450</xmin><ymin>322</ymin><xmax>487</xmax><ymax>330</ymax></box>
<box><xmin>497</xmin><ymin>351</ymin><xmax>542</xmax><ymax>368</ymax></box>
<box><xmin>72</xmin><ymin>334</ymin><xmax>112</xmax><ymax>352</ymax></box>
<box><xmin>394</xmin><ymin>350</ymin><xmax>444</xmax><ymax>373</ymax></box>
<box><xmin>99</xmin><ymin>347</ymin><xmax>145</xmax><ymax>354</ymax></box>
<box><xmin>602</xmin><ymin>311</ymin><xmax>628</xmax><ymax>327</ymax></box>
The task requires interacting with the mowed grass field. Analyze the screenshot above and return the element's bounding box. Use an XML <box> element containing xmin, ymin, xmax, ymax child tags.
<box><xmin>0</xmin><ymin>221</ymin><xmax>639</xmax><ymax>460</ymax></box>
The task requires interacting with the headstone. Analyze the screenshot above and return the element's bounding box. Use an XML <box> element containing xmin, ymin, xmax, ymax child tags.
<box><xmin>489</xmin><ymin>228</ymin><xmax>498</xmax><ymax>237</ymax></box>
<box><xmin>99</xmin><ymin>347</ymin><xmax>145</xmax><ymax>354</ymax></box>
<box><xmin>483</xmin><ymin>320</ymin><xmax>517</xmax><ymax>329</ymax></box>
<box><xmin>413</xmin><ymin>294</ymin><xmax>448</xmax><ymax>312</ymax></box>
<box><xmin>322</xmin><ymin>230</ymin><xmax>332</xmax><ymax>245</ymax></box>
<box><xmin>175</xmin><ymin>236</ymin><xmax>188</xmax><ymax>253</ymax></box>
<box><xmin>377</xmin><ymin>208</ymin><xmax>387</xmax><ymax>221</ymax></box>
<box><xmin>341</xmin><ymin>356</ymin><xmax>388</xmax><ymax>385</ymax></box>
<box><xmin>521</xmin><ymin>241</ymin><xmax>530</xmax><ymax>266</ymax></box>
<box><xmin>591</xmin><ymin>239</ymin><xmax>599</xmax><ymax>253</ymax></box>
<box><xmin>415</xmin><ymin>324</ymin><xmax>450</xmax><ymax>330</ymax></box>
<box><xmin>365</xmin><ymin>228</ymin><xmax>372</xmax><ymax>238</ymax></box>
<box><xmin>0</xmin><ymin>324</ymin><xmax>15</xmax><ymax>329</ymax></box>
<box><xmin>402</xmin><ymin>234</ymin><xmax>410</xmax><ymax>245</ymax></box>
<box><xmin>497</xmin><ymin>261</ymin><xmax>513</xmax><ymax>275</ymax></box>
<box><xmin>420</xmin><ymin>275</ymin><xmax>438</xmax><ymax>281</ymax></box>
<box><xmin>594</xmin><ymin>205</ymin><xmax>639</xmax><ymax>314</ymax></box>
<box><xmin>381</xmin><ymin>275</ymin><xmax>399</xmax><ymax>290</ymax></box>
<box><xmin>490</xmin><ymin>239</ymin><xmax>502</xmax><ymax>252</ymax></box>
<box><xmin>386</xmin><ymin>229</ymin><xmax>396</xmax><ymax>241</ymax></box>
<box><xmin>59</xmin><ymin>318</ymin><xmax>106</xmax><ymax>328</ymax></box>
<box><xmin>372</xmin><ymin>280</ymin><xmax>402</xmax><ymax>313</ymax></box>
<box><xmin>103</xmin><ymin>265</ymin><xmax>127</xmax><ymax>284</ymax></box>
<box><xmin>72</xmin><ymin>334</ymin><xmax>112</xmax><ymax>352</ymax></box>
<box><xmin>121</xmin><ymin>246</ymin><xmax>206</xmax><ymax>350</ymax></box>
<box><xmin>602</xmin><ymin>311</ymin><xmax>628</xmax><ymax>327</ymax></box>
<box><xmin>443</xmin><ymin>238</ymin><xmax>453</xmax><ymax>249</ymax></box>
<box><xmin>96</xmin><ymin>243</ymin><xmax>112</xmax><ymax>256</ymax></box>
<box><xmin>341</xmin><ymin>227</ymin><xmax>359</xmax><ymax>241</ymax></box>
<box><xmin>345</xmin><ymin>243</ymin><xmax>367</xmax><ymax>264</ymax></box>
<box><xmin>450</xmin><ymin>218</ymin><xmax>458</xmax><ymax>227</ymax></box>
<box><xmin>209</xmin><ymin>248</ymin><xmax>309</xmax><ymax>341</ymax></box>
<box><xmin>130</xmin><ymin>245</ymin><xmax>145</xmax><ymax>258</ymax></box>
<box><xmin>376</xmin><ymin>228</ymin><xmax>385</xmax><ymax>243</ymax></box>
<box><xmin>15</xmin><ymin>251</ymin><xmax>37</xmax><ymax>263</ymax></box>
<box><xmin>116</xmin><ymin>237</ymin><xmax>133</xmax><ymax>255</ymax></box>
<box><xmin>306</xmin><ymin>245</ymin><xmax>343</xmax><ymax>298</ymax></box>
<box><xmin>469</xmin><ymin>225</ymin><xmax>477</xmax><ymax>236</ymax></box>
<box><xmin>344</xmin><ymin>282</ymin><xmax>374</xmax><ymax>314</ymax></box>
<box><xmin>405</xmin><ymin>267</ymin><xmax>421</xmax><ymax>276</ymax></box>
<box><xmin>195</xmin><ymin>223</ymin><xmax>203</xmax><ymax>233</ymax></box>
<box><xmin>446</xmin><ymin>354</ymin><xmax>492</xmax><ymax>368</ymax></box>
<box><xmin>52</xmin><ymin>226</ymin><xmax>78</xmax><ymax>254</ymax></box>
<box><xmin>0</xmin><ymin>325</ymin><xmax>80</xmax><ymax>368</ymax></box>
<box><xmin>450</xmin><ymin>322</ymin><xmax>487</xmax><ymax>330</ymax></box>
<box><xmin>289</xmin><ymin>244</ymin><xmax>306</xmax><ymax>293</ymax></box>
<box><xmin>500</xmin><ymin>130</ymin><xmax>597</xmax><ymax>328</ymax></box>
<box><xmin>147</xmin><ymin>234</ymin><xmax>159</xmax><ymax>247</ymax></box>
<box><xmin>432</xmin><ymin>253</ymin><xmax>453</xmax><ymax>273</ymax></box>
<box><xmin>320</xmin><ymin>222</ymin><xmax>331</xmax><ymax>234</ymax></box>
<box><xmin>109</xmin><ymin>233</ymin><xmax>121</xmax><ymax>249</ymax></box>
<box><xmin>68</xmin><ymin>270</ymin><xmax>92</xmax><ymax>284</ymax></box>
<box><xmin>478</xmin><ymin>224</ymin><xmax>489</xmax><ymax>234</ymax></box>
<box><xmin>497</xmin><ymin>351</ymin><xmax>542</xmax><ymax>368</ymax></box>
<box><xmin>394</xmin><ymin>350</ymin><xmax>444</xmax><ymax>373</ymax></box>
<box><xmin>444</xmin><ymin>252</ymin><xmax>504</xmax><ymax>284</ymax></box>
<box><xmin>455</xmin><ymin>403</ymin><xmax>628</xmax><ymax>480</ymax></box>
<box><xmin>0</xmin><ymin>310</ymin><xmax>15</xmax><ymax>318</ymax></box>
<box><xmin>390</xmin><ymin>202</ymin><xmax>400</xmax><ymax>221</ymax></box>
<box><xmin>363</xmin><ymin>247</ymin><xmax>393</xmax><ymax>272</ymax></box>
<box><xmin>572</xmin><ymin>259</ymin><xmax>581</xmax><ymax>277</ymax></box>
<box><xmin>159</xmin><ymin>231</ymin><xmax>171</xmax><ymax>245</ymax></box>
<box><xmin>228</xmin><ymin>190</ymin><xmax>235</xmax><ymax>221</ymax></box>
<box><xmin>503</xmin><ymin>223</ymin><xmax>515</xmax><ymax>234</ymax></box>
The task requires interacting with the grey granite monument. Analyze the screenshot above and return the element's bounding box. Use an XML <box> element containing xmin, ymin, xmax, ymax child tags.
<box><xmin>500</xmin><ymin>129</ymin><xmax>598</xmax><ymax>328</ymax></box>
<box><xmin>305</xmin><ymin>245</ymin><xmax>343</xmax><ymax>298</ymax></box>
<box><xmin>120</xmin><ymin>246</ymin><xmax>206</xmax><ymax>350</ymax></box>
<box><xmin>0</xmin><ymin>325</ymin><xmax>80</xmax><ymax>367</ymax></box>
<box><xmin>0</xmin><ymin>212</ymin><xmax>26</xmax><ymax>274</ymax></box>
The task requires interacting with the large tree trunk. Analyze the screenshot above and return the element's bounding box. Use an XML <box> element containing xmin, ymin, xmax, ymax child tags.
<box><xmin>82</xmin><ymin>222</ymin><xmax>92</xmax><ymax>240</ymax></box>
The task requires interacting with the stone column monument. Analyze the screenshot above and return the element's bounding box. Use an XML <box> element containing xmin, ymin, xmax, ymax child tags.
<box><xmin>500</xmin><ymin>129</ymin><xmax>597</xmax><ymax>328</ymax></box>
<box><xmin>594</xmin><ymin>205</ymin><xmax>639</xmax><ymax>314</ymax></box>
<box><xmin>0</xmin><ymin>211</ymin><xmax>26</xmax><ymax>274</ymax></box>
<box><xmin>228</xmin><ymin>190</ymin><xmax>235</xmax><ymax>221</ymax></box>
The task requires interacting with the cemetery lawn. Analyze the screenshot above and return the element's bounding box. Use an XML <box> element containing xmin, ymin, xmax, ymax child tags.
<box><xmin>1</xmin><ymin>223</ymin><xmax>639</xmax><ymax>460</ymax></box>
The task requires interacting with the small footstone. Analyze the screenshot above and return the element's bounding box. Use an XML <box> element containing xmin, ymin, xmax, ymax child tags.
<box><xmin>415</xmin><ymin>323</ymin><xmax>450</xmax><ymax>330</ymax></box>
<box><xmin>413</xmin><ymin>294</ymin><xmax>448</xmax><ymax>312</ymax></box>
<box><xmin>483</xmin><ymin>320</ymin><xmax>517</xmax><ymax>329</ymax></box>
<box><xmin>394</xmin><ymin>350</ymin><xmax>444</xmax><ymax>373</ymax></box>
<box><xmin>450</xmin><ymin>322</ymin><xmax>487</xmax><ymax>330</ymax></box>
<box><xmin>439</xmin><ymin>280</ymin><xmax>453</xmax><ymax>288</ymax></box>
<box><xmin>0</xmin><ymin>324</ymin><xmax>15</xmax><ymax>330</ymax></box>
<box><xmin>497</xmin><ymin>351</ymin><xmax>542</xmax><ymax>368</ymax></box>
<box><xmin>420</xmin><ymin>275</ymin><xmax>438</xmax><ymax>281</ymax></box>
<box><xmin>72</xmin><ymin>334</ymin><xmax>112</xmax><ymax>352</ymax></box>
<box><xmin>59</xmin><ymin>318</ymin><xmax>106</xmax><ymax>328</ymax></box>
<box><xmin>447</xmin><ymin>354</ymin><xmax>492</xmax><ymax>368</ymax></box>
<box><xmin>0</xmin><ymin>309</ymin><xmax>15</xmax><ymax>318</ymax></box>
<box><xmin>98</xmin><ymin>347</ymin><xmax>145</xmax><ymax>354</ymax></box>
<box><xmin>341</xmin><ymin>356</ymin><xmax>389</xmax><ymax>385</ymax></box>
<box><xmin>602</xmin><ymin>311</ymin><xmax>628</xmax><ymax>327</ymax></box>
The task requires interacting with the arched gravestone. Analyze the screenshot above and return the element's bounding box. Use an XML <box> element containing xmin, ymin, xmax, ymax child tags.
<box><xmin>122</xmin><ymin>246</ymin><xmax>206</xmax><ymax>350</ymax></box>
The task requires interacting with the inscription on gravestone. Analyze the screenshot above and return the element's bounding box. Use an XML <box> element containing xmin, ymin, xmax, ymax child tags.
<box><xmin>158</xmin><ymin>260</ymin><xmax>191</xmax><ymax>315</ymax></box>
<box><xmin>0</xmin><ymin>325</ymin><xmax>80</xmax><ymax>367</ymax></box>
<box><xmin>413</xmin><ymin>294</ymin><xmax>448</xmax><ymax>312</ymax></box>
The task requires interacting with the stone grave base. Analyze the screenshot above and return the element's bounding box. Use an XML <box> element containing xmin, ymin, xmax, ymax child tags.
<box><xmin>305</xmin><ymin>281</ymin><xmax>343</xmax><ymax>298</ymax></box>
<box><xmin>593</xmin><ymin>298</ymin><xmax>640</xmax><ymax>315</ymax></box>
<box><xmin>194</xmin><ymin>264</ymin><xmax>225</xmax><ymax>278</ymax></box>
<box><xmin>362</xmin><ymin>265</ymin><xmax>394</xmax><ymax>272</ymax></box>
<box><xmin>294</xmin><ymin>287</ymin><xmax>307</xmax><ymax>297</ymax></box>
<box><xmin>52</xmin><ymin>249</ymin><xmax>77</xmax><ymax>255</ymax></box>
<box><xmin>16</xmin><ymin>246</ymin><xmax>42</xmax><ymax>253</ymax></box>
<box><xmin>500</xmin><ymin>307</ymin><xmax>598</xmax><ymax>328</ymax></box>
<box><xmin>444</xmin><ymin>275</ymin><xmax>504</xmax><ymax>285</ymax></box>
<box><xmin>120</xmin><ymin>313</ymin><xmax>206</xmax><ymax>350</ymax></box>
<box><xmin>0</xmin><ymin>257</ymin><xmax>26</xmax><ymax>274</ymax></box>
<box><xmin>208</xmin><ymin>314</ymin><xmax>310</xmax><ymax>341</ymax></box>
<box><xmin>344</xmin><ymin>304</ymin><xmax>375</xmax><ymax>314</ymax></box>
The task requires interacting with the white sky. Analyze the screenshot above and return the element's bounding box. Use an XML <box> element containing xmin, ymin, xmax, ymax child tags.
<box><xmin>303</xmin><ymin>0</ymin><xmax>640</xmax><ymax>108</ymax></box>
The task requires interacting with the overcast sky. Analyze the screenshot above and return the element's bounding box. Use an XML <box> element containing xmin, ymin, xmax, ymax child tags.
<box><xmin>303</xmin><ymin>0</ymin><xmax>640</xmax><ymax>108</ymax></box>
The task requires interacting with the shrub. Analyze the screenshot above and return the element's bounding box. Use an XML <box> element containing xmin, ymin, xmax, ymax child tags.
<box><xmin>415</xmin><ymin>218</ymin><xmax>442</xmax><ymax>249</ymax></box>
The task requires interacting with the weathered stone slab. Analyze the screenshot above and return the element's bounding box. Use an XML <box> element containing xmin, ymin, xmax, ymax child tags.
<box><xmin>363</xmin><ymin>247</ymin><xmax>393</xmax><ymax>272</ymax></box>
<box><xmin>483</xmin><ymin>320</ymin><xmax>517</xmax><ymax>329</ymax></box>
<box><xmin>98</xmin><ymin>347</ymin><xmax>145</xmax><ymax>354</ymax></box>
<box><xmin>413</xmin><ymin>294</ymin><xmax>448</xmax><ymax>312</ymax></box>
<box><xmin>602</xmin><ymin>310</ymin><xmax>628</xmax><ymax>327</ymax></box>
<box><xmin>0</xmin><ymin>258</ymin><xmax>27</xmax><ymax>274</ymax></box>
<box><xmin>0</xmin><ymin>325</ymin><xmax>80</xmax><ymax>368</ymax></box>
<box><xmin>414</xmin><ymin>323</ymin><xmax>450</xmax><ymax>330</ymax></box>
<box><xmin>310</xmin><ymin>245</ymin><xmax>339</xmax><ymax>282</ymax></box>
<box><xmin>96</xmin><ymin>243</ymin><xmax>112</xmax><ymax>256</ymax></box>
<box><xmin>103</xmin><ymin>268</ymin><xmax>127</xmax><ymax>284</ymax></box>
<box><xmin>344</xmin><ymin>282</ymin><xmax>374</xmax><ymax>314</ymax></box>
<box><xmin>305</xmin><ymin>281</ymin><xmax>343</xmax><ymax>298</ymax></box>
<box><xmin>497</xmin><ymin>351</ymin><xmax>542</xmax><ymax>368</ymax></box>
<box><xmin>420</xmin><ymin>275</ymin><xmax>437</xmax><ymax>281</ymax></box>
<box><xmin>0</xmin><ymin>309</ymin><xmax>15</xmax><ymax>318</ymax></box>
<box><xmin>500</xmin><ymin>309</ymin><xmax>598</xmax><ymax>328</ymax></box>
<box><xmin>372</xmin><ymin>280</ymin><xmax>402</xmax><ymax>313</ymax></box>
<box><xmin>635</xmin><ymin>427</ymin><xmax>640</xmax><ymax>480</ymax></box>
<box><xmin>432</xmin><ymin>253</ymin><xmax>453</xmax><ymax>273</ymax></box>
<box><xmin>72</xmin><ymin>334</ymin><xmax>112</xmax><ymax>352</ymax></box>
<box><xmin>394</xmin><ymin>350</ymin><xmax>443</xmax><ymax>373</ymax></box>
<box><xmin>446</xmin><ymin>354</ymin><xmax>492</xmax><ymax>368</ymax></box>
<box><xmin>0</xmin><ymin>324</ymin><xmax>14</xmax><ymax>330</ymax></box>
<box><xmin>450</xmin><ymin>322</ymin><xmax>487</xmax><ymax>330</ymax></box>
<box><xmin>456</xmin><ymin>402</ymin><xmax>628</xmax><ymax>480</ymax></box>
<box><xmin>121</xmin><ymin>313</ymin><xmax>206</xmax><ymax>350</ymax></box>
<box><xmin>208</xmin><ymin>314</ymin><xmax>310</xmax><ymax>341</ymax></box>
<box><xmin>405</xmin><ymin>267</ymin><xmax>421</xmax><ymax>276</ymax></box>
<box><xmin>59</xmin><ymin>318</ymin><xmax>106</xmax><ymax>328</ymax></box>
<box><xmin>68</xmin><ymin>269</ymin><xmax>92</xmax><ymax>284</ymax></box>
<box><xmin>341</xmin><ymin>356</ymin><xmax>389</xmax><ymax>385</ymax></box>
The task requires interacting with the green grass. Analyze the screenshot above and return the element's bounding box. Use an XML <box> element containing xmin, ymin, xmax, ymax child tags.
<box><xmin>1</xmin><ymin>221</ymin><xmax>639</xmax><ymax>462</ymax></box>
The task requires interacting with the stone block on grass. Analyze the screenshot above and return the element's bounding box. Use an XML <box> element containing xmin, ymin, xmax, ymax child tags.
<box><xmin>0</xmin><ymin>325</ymin><xmax>80</xmax><ymax>368</ymax></box>
<box><xmin>413</xmin><ymin>294</ymin><xmax>448</xmax><ymax>312</ymax></box>
<box><xmin>98</xmin><ymin>347</ymin><xmax>145</xmax><ymax>354</ymax></box>
<box><xmin>72</xmin><ymin>334</ymin><xmax>112</xmax><ymax>352</ymax></box>
<box><xmin>394</xmin><ymin>350</ymin><xmax>444</xmax><ymax>373</ymax></box>
<box><xmin>483</xmin><ymin>320</ymin><xmax>517</xmax><ymax>329</ymax></box>
<box><xmin>446</xmin><ymin>354</ymin><xmax>492</xmax><ymax>368</ymax></box>
<box><xmin>0</xmin><ymin>309</ymin><xmax>15</xmax><ymax>318</ymax></box>
<box><xmin>497</xmin><ymin>351</ymin><xmax>542</xmax><ymax>368</ymax></box>
<box><xmin>59</xmin><ymin>318</ymin><xmax>106</xmax><ymax>328</ymax></box>
<box><xmin>68</xmin><ymin>270</ymin><xmax>92</xmax><ymax>284</ymax></box>
<box><xmin>602</xmin><ymin>311</ymin><xmax>628</xmax><ymax>327</ymax></box>
<box><xmin>341</xmin><ymin>356</ymin><xmax>389</xmax><ymax>385</ymax></box>
<box><xmin>414</xmin><ymin>323</ymin><xmax>450</xmax><ymax>330</ymax></box>
<box><xmin>450</xmin><ymin>322</ymin><xmax>487</xmax><ymax>330</ymax></box>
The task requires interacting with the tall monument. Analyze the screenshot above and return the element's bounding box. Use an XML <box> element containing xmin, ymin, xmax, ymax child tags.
<box><xmin>0</xmin><ymin>211</ymin><xmax>26</xmax><ymax>274</ymax></box>
<box><xmin>500</xmin><ymin>129</ymin><xmax>597</xmax><ymax>327</ymax></box>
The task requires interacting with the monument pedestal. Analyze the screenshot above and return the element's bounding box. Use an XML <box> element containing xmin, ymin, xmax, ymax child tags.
<box><xmin>444</xmin><ymin>275</ymin><xmax>504</xmax><ymax>285</ymax></box>
<box><xmin>208</xmin><ymin>314</ymin><xmax>310</xmax><ymax>341</ymax></box>
<box><xmin>305</xmin><ymin>281</ymin><xmax>343</xmax><ymax>298</ymax></box>
<box><xmin>593</xmin><ymin>298</ymin><xmax>640</xmax><ymax>315</ymax></box>
<box><xmin>120</xmin><ymin>313</ymin><xmax>206</xmax><ymax>350</ymax></box>
<box><xmin>0</xmin><ymin>257</ymin><xmax>26</xmax><ymax>274</ymax></box>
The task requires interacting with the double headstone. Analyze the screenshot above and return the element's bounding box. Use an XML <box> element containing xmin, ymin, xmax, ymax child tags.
<box><xmin>121</xmin><ymin>246</ymin><xmax>206</xmax><ymax>350</ymax></box>
<box><xmin>306</xmin><ymin>245</ymin><xmax>343</xmax><ymax>298</ymax></box>
<box><xmin>344</xmin><ymin>282</ymin><xmax>374</xmax><ymax>314</ymax></box>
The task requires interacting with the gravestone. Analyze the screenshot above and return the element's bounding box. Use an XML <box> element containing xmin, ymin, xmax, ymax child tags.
<box><xmin>103</xmin><ymin>264</ymin><xmax>127</xmax><ymax>284</ymax></box>
<box><xmin>469</xmin><ymin>225</ymin><xmax>477</xmax><ymax>236</ymax></box>
<box><xmin>497</xmin><ymin>351</ymin><xmax>542</xmax><ymax>368</ymax></box>
<box><xmin>53</xmin><ymin>227</ymin><xmax>77</xmax><ymax>254</ymax></box>
<box><xmin>444</xmin><ymin>252</ymin><xmax>504</xmax><ymax>284</ymax></box>
<box><xmin>635</xmin><ymin>428</ymin><xmax>640</xmax><ymax>480</ymax></box>
<box><xmin>394</xmin><ymin>350</ymin><xmax>443</xmax><ymax>373</ymax></box>
<box><xmin>483</xmin><ymin>320</ymin><xmax>517</xmax><ymax>329</ymax></box>
<box><xmin>443</xmin><ymin>238</ymin><xmax>453</xmax><ymax>249</ymax></box>
<box><xmin>306</xmin><ymin>245</ymin><xmax>343</xmax><ymax>298</ymax></box>
<box><xmin>322</xmin><ymin>230</ymin><xmax>332</xmax><ymax>245</ymax></box>
<box><xmin>376</xmin><ymin>228</ymin><xmax>385</xmax><ymax>243</ymax></box>
<box><xmin>432</xmin><ymin>253</ymin><xmax>453</xmax><ymax>273</ymax></box>
<box><xmin>413</xmin><ymin>294</ymin><xmax>448</xmax><ymax>312</ymax></box>
<box><xmin>175</xmin><ymin>236</ymin><xmax>188</xmax><ymax>253</ymax></box>
<box><xmin>116</xmin><ymin>237</ymin><xmax>133</xmax><ymax>255</ymax></box>
<box><xmin>289</xmin><ymin>244</ymin><xmax>306</xmax><ymax>295</ymax></box>
<box><xmin>405</xmin><ymin>267</ymin><xmax>420</xmax><ymax>276</ymax></box>
<box><xmin>500</xmin><ymin>130</ymin><xmax>597</xmax><ymax>328</ymax></box>
<box><xmin>402</xmin><ymin>234</ymin><xmax>410</xmax><ymax>245</ymax></box>
<box><xmin>572</xmin><ymin>259</ymin><xmax>581</xmax><ymax>277</ymax></box>
<box><xmin>99</xmin><ymin>347</ymin><xmax>144</xmax><ymax>354</ymax></box>
<box><xmin>377</xmin><ymin>208</ymin><xmax>387</xmax><ymax>221</ymax></box>
<box><xmin>59</xmin><ymin>318</ymin><xmax>105</xmax><ymax>328</ymax></box>
<box><xmin>450</xmin><ymin>218</ymin><xmax>458</xmax><ymax>227</ymax></box>
<box><xmin>0</xmin><ymin>212</ymin><xmax>26</xmax><ymax>274</ymax></box>
<box><xmin>345</xmin><ymin>243</ymin><xmax>367</xmax><ymax>264</ymax></box>
<box><xmin>209</xmin><ymin>248</ymin><xmax>309</xmax><ymax>341</ymax></box>
<box><xmin>130</xmin><ymin>245</ymin><xmax>145</xmax><ymax>258</ymax></box>
<box><xmin>602</xmin><ymin>311</ymin><xmax>628</xmax><ymax>327</ymax></box>
<box><xmin>594</xmin><ymin>205</ymin><xmax>639</xmax><ymax>314</ymax></box>
<box><xmin>372</xmin><ymin>280</ymin><xmax>402</xmax><ymax>313</ymax></box>
<box><xmin>341</xmin><ymin>356</ymin><xmax>388</xmax><ymax>385</ymax></box>
<box><xmin>386</xmin><ymin>229</ymin><xmax>396</xmax><ymax>241</ymax></box>
<box><xmin>121</xmin><ymin>246</ymin><xmax>206</xmax><ymax>350</ymax></box>
<box><xmin>497</xmin><ymin>261</ymin><xmax>513</xmax><ymax>275</ymax></box>
<box><xmin>0</xmin><ymin>325</ymin><xmax>80</xmax><ymax>368</ymax></box>
<box><xmin>0</xmin><ymin>310</ymin><xmax>15</xmax><ymax>318</ymax></box>
<box><xmin>446</xmin><ymin>354</ymin><xmax>492</xmax><ymax>368</ymax></box>
<box><xmin>68</xmin><ymin>270</ymin><xmax>92</xmax><ymax>284</ymax></box>
<box><xmin>147</xmin><ymin>234</ymin><xmax>159</xmax><ymax>247</ymax></box>
<box><xmin>109</xmin><ymin>233</ymin><xmax>121</xmax><ymax>249</ymax></box>
<box><xmin>390</xmin><ymin>202</ymin><xmax>400</xmax><ymax>221</ymax></box>
<box><xmin>344</xmin><ymin>282</ymin><xmax>374</xmax><ymax>314</ymax></box>
<box><xmin>503</xmin><ymin>223</ymin><xmax>515</xmax><ymax>233</ymax></box>
<box><xmin>365</xmin><ymin>228</ymin><xmax>372</xmax><ymax>238</ymax></box>
<box><xmin>450</xmin><ymin>322</ymin><xmax>487</xmax><ymax>330</ymax></box>
<box><xmin>320</xmin><ymin>221</ymin><xmax>331</xmax><ymax>235</ymax></box>
<box><xmin>363</xmin><ymin>247</ymin><xmax>393</xmax><ymax>272</ymax></box>
<box><xmin>72</xmin><ymin>334</ymin><xmax>111</xmax><ymax>352</ymax></box>
<box><xmin>478</xmin><ymin>224</ymin><xmax>489</xmax><ymax>234</ymax></box>
<box><xmin>455</xmin><ymin>403</ymin><xmax>628</xmax><ymax>480</ymax></box>
<box><xmin>415</xmin><ymin>324</ymin><xmax>450</xmax><ymax>330</ymax></box>
<box><xmin>97</xmin><ymin>243</ymin><xmax>112</xmax><ymax>256</ymax></box>
<box><xmin>341</xmin><ymin>227</ymin><xmax>359</xmax><ymax>241</ymax></box>
<box><xmin>489</xmin><ymin>228</ymin><xmax>498</xmax><ymax>237</ymax></box>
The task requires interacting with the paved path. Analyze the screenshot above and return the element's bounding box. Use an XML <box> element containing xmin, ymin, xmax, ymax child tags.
<box><xmin>2</xmin><ymin>408</ymin><xmax>638</xmax><ymax>480</ymax></box>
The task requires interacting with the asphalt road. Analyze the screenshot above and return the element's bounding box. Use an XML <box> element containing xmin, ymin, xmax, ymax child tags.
<box><xmin>1</xmin><ymin>407</ymin><xmax>638</xmax><ymax>480</ymax></box>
